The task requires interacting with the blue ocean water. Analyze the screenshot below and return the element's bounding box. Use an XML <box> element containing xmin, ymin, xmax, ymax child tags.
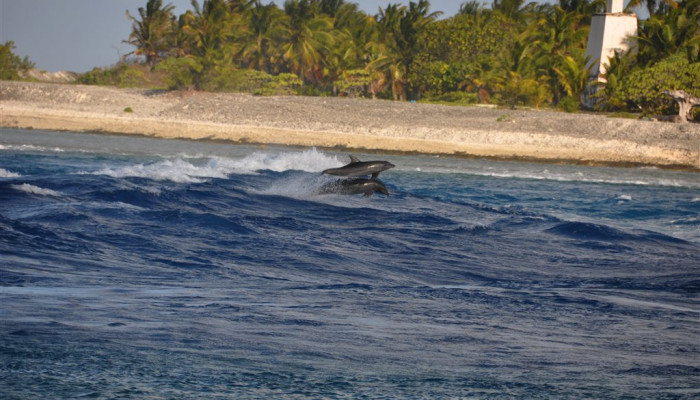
<box><xmin>1</xmin><ymin>128</ymin><xmax>698</xmax><ymax>399</ymax></box>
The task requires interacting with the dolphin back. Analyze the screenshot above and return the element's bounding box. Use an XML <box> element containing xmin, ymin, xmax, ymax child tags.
<box><xmin>322</xmin><ymin>155</ymin><xmax>395</xmax><ymax>178</ymax></box>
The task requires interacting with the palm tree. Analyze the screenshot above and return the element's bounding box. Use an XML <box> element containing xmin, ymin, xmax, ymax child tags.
<box><xmin>592</xmin><ymin>49</ymin><xmax>637</xmax><ymax>110</ymax></box>
<box><xmin>498</xmin><ymin>70</ymin><xmax>551</xmax><ymax>108</ymax></box>
<box><xmin>558</xmin><ymin>0</ymin><xmax>604</xmax><ymax>14</ymax></box>
<box><xmin>635</xmin><ymin>0</ymin><xmax>700</xmax><ymax>65</ymax></box>
<box><xmin>521</xmin><ymin>5</ymin><xmax>589</xmax><ymax>104</ymax></box>
<box><xmin>458</xmin><ymin>1</ymin><xmax>488</xmax><ymax>15</ymax></box>
<box><xmin>488</xmin><ymin>30</ymin><xmax>547</xmax><ymax>106</ymax></box>
<box><xmin>125</xmin><ymin>0</ymin><xmax>176</xmax><ymax>66</ymax></box>
<box><xmin>492</xmin><ymin>0</ymin><xmax>535</xmax><ymax>23</ymax></box>
<box><xmin>315</xmin><ymin>0</ymin><xmax>346</xmax><ymax>16</ymax></box>
<box><xmin>180</xmin><ymin>0</ymin><xmax>247</xmax><ymax>87</ymax></box>
<box><xmin>370</xmin><ymin>1</ymin><xmax>440</xmax><ymax>100</ymax></box>
<box><xmin>553</xmin><ymin>54</ymin><xmax>592</xmax><ymax>101</ymax></box>
<box><xmin>238</xmin><ymin>1</ymin><xmax>288</xmax><ymax>73</ymax></box>
<box><xmin>558</xmin><ymin>0</ymin><xmax>604</xmax><ymax>25</ymax></box>
<box><xmin>227</xmin><ymin>0</ymin><xmax>255</xmax><ymax>12</ymax></box>
<box><xmin>370</xmin><ymin>4</ymin><xmax>407</xmax><ymax>100</ymax></box>
<box><xmin>281</xmin><ymin>0</ymin><xmax>335</xmax><ymax>85</ymax></box>
<box><xmin>626</xmin><ymin>0</ymin><xmax>679</xmax><ymax>16</ymax></box>
<box><xmin>321</xmin><ymin>2</ymin><xmax>376</xmax><ymax>92</ymax></box>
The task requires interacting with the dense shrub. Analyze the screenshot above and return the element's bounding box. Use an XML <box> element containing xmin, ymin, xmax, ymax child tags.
<box><xmin>254</xmin><ymin>73</ymin><xmax>303</xmax><ymax>96</ymax></box>
<box><xmin>153</xmin><ymin>57</ymin><xmax>201</xmax><ymax>90</ymax></box>
<box><xmin>333</xmin><ymin>69</ymin><xmax>372</xmax><ymax>98</ymax></box>
<box><xmin>77</xmin><ymin>63</ymin><xmax>149</xmax><ymax>88</ymax></box>
<box><xmin>597</xmin><ymin>53</ymin><xmax>700</xmax><ymax>117</ymax></box>
<box><xmin>619</xmin><ymin>54</ymin><xmax>700</xmax><ymax>117</ymax></box>
<box><xmin>154</xmin><ymin>59</ymin><xmax>303</xmax><ymax>95</ymax></box>
<box><xmin>557</xmin><ymin>96</ymin><xmax>580</xmax><ymax>113</ymax></box>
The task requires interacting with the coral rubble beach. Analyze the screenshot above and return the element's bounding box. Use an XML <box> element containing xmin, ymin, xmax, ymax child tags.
<box><xmin>1</xmin><ymin>81</ymin><xmax>698</xmax><ymax>168</ymax></box>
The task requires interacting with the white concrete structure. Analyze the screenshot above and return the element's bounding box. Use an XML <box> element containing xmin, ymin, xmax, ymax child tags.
<box><xmin>607</xmin><ymin>0</ymin><xmax>625</xmax><ymax>13</ymax></box>
<box><xmin>585</xmin><ymin>0</ymin><xmax>638</xmax><ymax>81</ymax></box>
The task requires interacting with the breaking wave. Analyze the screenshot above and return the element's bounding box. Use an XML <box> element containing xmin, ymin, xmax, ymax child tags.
<box><xmin>90</xmin><ymin>148</ymin><xmax>341</xmax><ymax>183</ymax></box>
<box><xmin>0</xmin><ymin>168</ymin><xmax>21</xmax><ymax>178</ymax></box>
<box><xmin>10</xmin><ymin>183</ymin><xmax>62</xmax><ymax>196</ymax></box>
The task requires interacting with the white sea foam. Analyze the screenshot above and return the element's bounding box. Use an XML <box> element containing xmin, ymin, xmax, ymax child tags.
<box><xmin>0</xmin><ymin>168</ymin><xmax>21</xmax><ymax>178</ymax></box>
<box><xmin>0</xmin><ymin>144</ymin><xmax>65</xmax><ymax>152</ymax></box>
<box><xmin>11</xmin><ymin>183</ymin><xmax>62</xmax><ymax>196</ymax></box>
<box><xmin>93</xmin><ymin>158</ymin><xmax>229</xmax><ymax>183</ymax></box>
<box><xmin>404</xmin><ymin>165</ymin><xmax>700</xmax><ymax>189</ymax></box>
<box><xmin>216</xmin><ymin>148</ymin><xmax>341</xmax><ymax>174</ymax></box>
<box><xmin>91</xmin><ymin>148</ymin><xmax>341</xmax><ymax>183</ymax></box>
<box><xmin>259</xmin><ymin>173</ymin><xmax>335</xmax><ymax>198</ymax></box>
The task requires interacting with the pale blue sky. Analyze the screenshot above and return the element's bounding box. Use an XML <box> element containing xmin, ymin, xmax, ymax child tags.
<box><xmin>1</xmin><ymin>0</ymin><xmax>640</xmax><ymax>73</ymax></box>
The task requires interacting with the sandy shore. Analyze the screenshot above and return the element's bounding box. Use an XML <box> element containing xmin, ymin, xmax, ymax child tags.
<box><xmin>1</xmin><ymin>81</ymin><xmax>698</xmax><ymax>168</ymax></box>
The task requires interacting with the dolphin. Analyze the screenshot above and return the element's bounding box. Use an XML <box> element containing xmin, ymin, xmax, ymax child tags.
<box><xmin>318</xmin><ymin>178</ymin><xmax>390</xmax><ymax>197</ymax></box>
<box><xmin>322</xmin><ymin>155</ymin><xmax>395</xmax><ymax>179</ymax></box>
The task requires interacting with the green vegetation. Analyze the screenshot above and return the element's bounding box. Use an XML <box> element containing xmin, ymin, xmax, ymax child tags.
<box><xmin>32</xmin><ymin>0</ymin><xmax>698</xmax><ymax>118</ymax></box>
<box><xmin>0</xmin><ymin>41</ymin><xmax>35</xmax><ymax>80</ymax></box>
<box><xmin>77</xmin><ymin>63</ymin><xmax>148</xmax><ymax>87</ymax></box>
<box><xmin>594</xmin><ymin>0</ymin><xmax>699</xmax><ymax>119</ymax></box>
<box><xmin>616</xmin><ymin>54</ymin><xmax>698</xmax><ymax>117</ymax></box>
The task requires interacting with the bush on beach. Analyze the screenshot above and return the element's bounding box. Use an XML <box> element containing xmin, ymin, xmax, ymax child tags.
<box><xmin>77</xmin><ymin>63</ymin><xmax>154</xmax><ymax>88</ymax></box>
<box><xmin>153</xmin><ymin>58</ymin><xmax>303</xmax><ymax>95</ymax></box>
<box><xmin>197</xmin><ymin>68</ymin><xmax>303</xmax><ymax>95</ymax></box>
<box><xmin>603</xmin><ymin>54</ymin><xmax>699</xmax><ymax>118</ymax></box>
<box><xmin>153</xmin><ymin>57</ymin><xmax>201</xmax><ymax>90</ymax></box>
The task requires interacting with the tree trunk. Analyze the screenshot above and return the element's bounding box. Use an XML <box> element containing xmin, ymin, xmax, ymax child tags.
<box><xmin>664</xmin><ymin>90</ymin><xmax>700</xmax><ymax>123</ymax></box>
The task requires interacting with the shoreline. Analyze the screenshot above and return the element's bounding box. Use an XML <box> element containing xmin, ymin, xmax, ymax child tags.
<box><xmin>1</xmin><ymin>81</ymin><xmax>699</xmax><ymax>169</ymax></box>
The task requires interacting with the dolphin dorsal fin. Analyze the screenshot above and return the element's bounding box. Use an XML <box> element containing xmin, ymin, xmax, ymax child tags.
<box><xmin>349</xmin><ymin>155</ymin><xmax>361</xmax><ymax>163</ymax></box>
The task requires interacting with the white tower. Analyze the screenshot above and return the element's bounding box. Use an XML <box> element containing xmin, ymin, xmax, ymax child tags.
<box><xmin>585</xmin><ymin>0</ymin><xmax>638</xmax><ymax>82</ymax></box>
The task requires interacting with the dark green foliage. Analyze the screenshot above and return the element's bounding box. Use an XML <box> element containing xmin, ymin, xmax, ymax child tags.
<box><xmin>423</xmin><ymin>91</ymin><xmax>479</xmax><ymax>105</ymax></box>
<box><xmin>125</xmin><ymin>0</ymin><xmax>176</xmax><ymax>66</ymax></box>
<box><xmin>102</xmin><ymin>0</ymin><xmax>698</xmax><ymax>116</ymax></box>
<box><xmin>617</xmin><ymin>53</ymin><xmax>699</xmax><ymax>116</ymax></box>
<box><xmin>77</xmin><ymin>64</ymin><xmax>148</xmax><ymax>88</ymax></box>
<box><xmin>635</xmin><ymin>0</ymin><xmax>700</xmax><ymax>66</ymax></box>
<box><xmin>153</xmin><ymin>57</ymin><xmax>201</xmax><ymax>90</ymax></box>
<box><xmin>593</xmin><ymin>49</ymin><xmax>636</xmax><ymax>111</ymax></box>
<box><xmin>255</xmin><ymin>72</ymin><xmax>304</xmax><ymax>95</ymax></box>
<box><xmin>200</xmin><ymin>68</ymin><xmax>302</xmax><ymax>95</ymax></box>
<box><xmin>411</xmin><ymin>13</ymin><xmax>516</xmax><ymax>97</ymax></box>
<box><xmin>153</xmin><ymin>56</ymin><xmax>302</xmax><ymax>94</ymax></box>
<box><xmin>333</xmin><ymin>69</ymin><xmax>371</xmax><ymax>97</ymax></box>
<box><xmin>557</xmin><ymin>96</ymin><xmax>580</xmax><ymax>113</ymax></box>
<box><xmin>592</xmin><ymin>0</ymin><xmax>700</xmax><ymax>118</ymax></box>
<box><xmin>0</xmin><ymin>41</ymin><xmax>35</xmax><ymax>80</ymax></box>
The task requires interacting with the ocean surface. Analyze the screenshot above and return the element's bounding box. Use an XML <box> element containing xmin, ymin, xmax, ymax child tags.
<box><xmin>1</xmin><ymin>128</ymin><xmax>698</xmax><ymax>399</ymax></box>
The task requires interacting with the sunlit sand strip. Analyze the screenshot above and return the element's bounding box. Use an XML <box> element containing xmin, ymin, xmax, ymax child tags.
<box><xmin>1</xmin><ymin>103</ymin><xmax>698</xmax><ymax>169</ymax></box>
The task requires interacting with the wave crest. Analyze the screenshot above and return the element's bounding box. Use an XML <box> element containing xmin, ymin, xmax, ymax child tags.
<box><xmin>90</xmin><ymin>148</ymin><xmax>340</xmax><ymax>183</ymax></box>
<box><xmin>0</xmin><ymin>168</ymin><xmax>21</xmax><ymax>178</ymax></box>
<box><xmin>11</xmin><ymin>183</ymin><xmax>62</xmax><ymax>196</ymax></box>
